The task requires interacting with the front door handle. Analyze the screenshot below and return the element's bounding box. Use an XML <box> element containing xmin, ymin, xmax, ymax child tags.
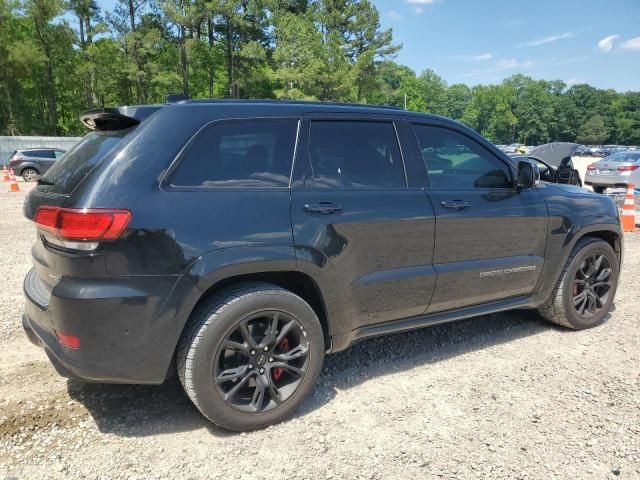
<box><xmin>303</xmin><ymin>202</ymin><xmax>343</xmax><ymax>214</ymax></box>
<box><xmin>441</xmin><ymin>200</ymin><xmax>471</xmax><ymax>210</ymax></box>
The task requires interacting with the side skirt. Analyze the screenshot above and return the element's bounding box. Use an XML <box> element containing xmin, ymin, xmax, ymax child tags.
<box><xmin>329</xmin><ymin>295</ymin><xmax>536</xmax><ymax>353</ymax></box>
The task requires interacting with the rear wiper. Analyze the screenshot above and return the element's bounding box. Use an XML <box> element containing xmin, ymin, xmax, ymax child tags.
<box><xmin>33</xmin><ymin>175</ymin><xmax>54</xmax><ymax>185</ymax></box>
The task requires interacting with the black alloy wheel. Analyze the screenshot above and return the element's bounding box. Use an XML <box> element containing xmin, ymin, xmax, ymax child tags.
<box><xmin>213</xmin><ymin>311</ymin><xmax>310</xmax><ymax>413</ymax></box>
<box><xmin>572</xmin><ymin>253</ymin><xmax>613</xmax><ymax>318</ymax></box>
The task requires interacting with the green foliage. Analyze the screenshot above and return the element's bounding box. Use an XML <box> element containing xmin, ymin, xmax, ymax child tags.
<box><xmin>0</xmin><ymin>0</ymin><xmax>638</xmax><ymax>144</ymax></box>
<box><xmin>577</xmin><ymin>115</ymin><xmax>609</xmax><ymax>145</ymax></box>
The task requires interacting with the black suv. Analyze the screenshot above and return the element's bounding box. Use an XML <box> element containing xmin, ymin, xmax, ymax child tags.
<box><xmin>9</xmin><ymin>148</ymin><xmax>66</xmax><ymax>181</ymax></box>
<box><xmin>22</xmin><ymin>101</ymin><xmax>622</xmax><ymax>431</ymax></box>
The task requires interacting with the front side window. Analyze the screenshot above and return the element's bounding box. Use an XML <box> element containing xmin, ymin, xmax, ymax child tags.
<box><xmin>413</xmin><ymin>125</ymin><xmax>512</xmax><ymax>189</ymax></box>
<box><xmin>308</xmin><ymin>121</ymin><xmax>406</xmax><ymax>189</ymax></box>
<box><xmin>169</xmin><ymin>119</ymin><xmax>298</xmax><ymax>188</ymax></box>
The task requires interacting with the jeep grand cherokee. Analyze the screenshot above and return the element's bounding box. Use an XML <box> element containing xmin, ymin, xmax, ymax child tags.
<box><xmin>22</xmin><ymin>100</ymin><xmax>622</xmax><ymax>431</ymax></box>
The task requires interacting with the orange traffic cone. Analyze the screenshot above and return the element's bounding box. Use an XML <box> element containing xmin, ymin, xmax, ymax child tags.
<box><xmin>8</xmin><ymin>168</ymin><xmax>20</xmax><ymax>192</ymax></box>
<box><xmin>2</xmin><ymin>165</ymin><xmax>9</xmax><ymax>182</ymax></box>
<box><xmin>621</xmin><ymin>183</ymin><xmax>636</xmax><ymax>233</ymax></box>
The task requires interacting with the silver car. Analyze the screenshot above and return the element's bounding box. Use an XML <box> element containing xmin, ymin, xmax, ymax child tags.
<box><xmin>585</xmin><ymin>151</ymin><xmax>640</xmax><ymax>193</ymax></box>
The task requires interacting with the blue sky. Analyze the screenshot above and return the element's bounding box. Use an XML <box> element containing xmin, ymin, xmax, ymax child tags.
<box><xmin>90</xmin><ymin>0</ymin><xmax>639</xmax><ymax>91</ymax></box>
<box><xmin>374</xmin><ymin>0</ymin><xmax>640</xmax><ymax>91</ymax></box>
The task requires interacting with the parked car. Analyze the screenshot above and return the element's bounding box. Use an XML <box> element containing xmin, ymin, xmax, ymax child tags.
<box><xmin>510</xmin><ymin>155</ymin><xmax>582</xmax><ymax>186</ymax></box>
<box><xmin>8</xmin><ymin>148</ymin><xmax>66</xmax><ymax>181</ymax></box>
<box><xmin>503</xmin><ymin>143</ymin><xmax>523</xmax><ymax>154</ymax></box>
<box><xmin>22</xmin><ymin>100</ymin><xmax>622</xmax><ymax>431</ymax></box>
<box><xmin>585</xmin><ymin>151</ymin><xmax>640</xmax><ymax>193</ymax></box>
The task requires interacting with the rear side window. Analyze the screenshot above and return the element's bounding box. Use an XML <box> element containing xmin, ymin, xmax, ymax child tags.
<box><xmin>169</xmin><ymin>119</ymin><xmax>298</xmax><ymax>188</ymax></box>
<box><xmin>413</xmin><ymin>125</ymin><xmax>512</xmax><ymax>189</ymax></box>
<box><xmin>308</xmin><ymin>121</ymin><xmax>406</xmax><ymax>189</ymax></box>
<box><xmin>41</xmin><ymin>129</ymin><xmax>133</xmax><ymax>194</ymax></box>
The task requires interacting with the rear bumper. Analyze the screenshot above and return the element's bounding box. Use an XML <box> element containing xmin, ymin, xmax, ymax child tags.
<box><xmin>22</xmin><ymin>268</ymin><xmax>196</xmax><ymax>384</ymax></box>
<box><xmin>585</xmin><ymin>177</ymin><xmax>632</xmax><ymax>188</ymax></box>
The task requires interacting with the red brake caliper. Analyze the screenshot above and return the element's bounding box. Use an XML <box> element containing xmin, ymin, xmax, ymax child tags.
<box><xmin>272</xmin><ymin>337</ymin><xmax>289</xmax><ymax>381</ymax></box>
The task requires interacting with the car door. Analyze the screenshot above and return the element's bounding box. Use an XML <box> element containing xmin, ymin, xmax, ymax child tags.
<box><xmin>290</xmin><ymin>115</ymin><xmax>437</xmax><ymax>334</ymax></box>
<box><xmin>409</xmin><ymin>123</ymin><xmax>549</xmax><ymax>313</ymax></box>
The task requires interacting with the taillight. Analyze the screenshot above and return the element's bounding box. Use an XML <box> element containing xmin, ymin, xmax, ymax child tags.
<box><xmin>34</xmin><ymin>207</ymin><xmax>131</xmax><ymax>241</ymax></box>
<box><xmin>586</xmin><ymin>164</ymin><xmax>596</xmax><ymax>172</ymax></box>
<box><xmin>55</xmin><ymin>331</ymin><xmax>80</xmax><ymax>349</ymax></box>
<box><xmin>9</xmin><ymin>155</ymin><xmax>23</xmax><ymax>164</ymax></box>
<box><xmin>617</xmin><ymin>165</ymin><xmax>639</xmax><ymax>172</ymax></box>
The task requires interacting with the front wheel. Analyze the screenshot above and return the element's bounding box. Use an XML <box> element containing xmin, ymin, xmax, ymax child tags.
<box><xmin>538</xmin><ymin>237</ymin><xmax>619</xmax><ymax>329</ymax></box>
<box><xmin>21</xmin><ymin>168</ymin><xmax>38</xmax><ymax>182</ymax></box>
<box><xmin>176</xmin><ymin>282</ymin><xmax>325</xmax><ymax>431</ymax></box>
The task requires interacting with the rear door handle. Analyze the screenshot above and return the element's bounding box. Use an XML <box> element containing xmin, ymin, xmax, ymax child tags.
<box><xmin>441</xmin><ymin>200</ymin><xmax>471</xmax><ymax>210</ymax></box>
<box><xmin>303</xmin><ymin>202</ymin><xmax>343</xmax><ymax>214</ymax></box>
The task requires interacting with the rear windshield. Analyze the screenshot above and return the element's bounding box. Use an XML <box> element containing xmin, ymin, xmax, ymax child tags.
<box><xmin>606</xmin><ymin>152</ymin><xmax>640</xmax><ymax>162</ymax></box>
<box><xmin>40</xmin><ymin>128</ymin><xmax>133</xmax><ymax>194</ymax></box>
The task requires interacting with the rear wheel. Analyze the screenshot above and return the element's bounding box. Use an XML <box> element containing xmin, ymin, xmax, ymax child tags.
<box><xmin>592</xmin><ymin>186</ymin><xmax>605</xmax><ymax>194</ymax></box>
<box><xmin>538</xmin><ymin>237</ymin><xmax>619</xmax><ymax>329</ymax></box>
<box><xmin>21</xmin><ymin>168</ymin><xmax>38</xmax><ymax>182</ymax></box>
<box><xmin>176</xmin><ymin>282</ymin><xmax>324</xmax><ymax>431</ymax></box>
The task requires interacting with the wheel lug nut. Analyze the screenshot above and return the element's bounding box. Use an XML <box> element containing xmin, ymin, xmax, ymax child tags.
<box><xmin>249</xmin><ymin>364</ymin><xmax>254</xmax><ymax>369</ymax></box>
<box><xmin>259</xmin><ymin>368</ymin><xmax>265</xmax><ymax>374</ymax></box>
<box><xmin>263</xmin><ymin>346</ymin><xmax>269</xmax><ymax>352</ymax></box>
<box><xmin>268</xmin><ymin>357</ymin><xmax>273</xmax><ymax>362</ymax></box>
<box><xmin>250</xmin><ymin>349</ymin><xmax>256</xmax><ymax>356</ymax></box>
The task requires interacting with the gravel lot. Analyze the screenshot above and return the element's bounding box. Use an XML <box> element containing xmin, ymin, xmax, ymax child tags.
<box><xmin>1</xmin><ymin>182</ymin><xmax>639</xmax><ymax>480</ymax></box>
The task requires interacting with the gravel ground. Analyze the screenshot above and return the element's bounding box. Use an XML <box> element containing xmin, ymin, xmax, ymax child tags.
<box><xmin>1</xmin><ymin>182</ymin><xmax>639</xmax><ymax>480</ymax></box>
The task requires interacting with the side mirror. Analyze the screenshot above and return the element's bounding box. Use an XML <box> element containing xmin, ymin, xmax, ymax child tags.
<box><xmin>516</xmin><ymin>160</ymin><xmax>539</xmax><ymax>188</ymax></box>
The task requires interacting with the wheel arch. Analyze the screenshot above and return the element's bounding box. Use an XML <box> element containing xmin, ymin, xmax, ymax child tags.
<box><xmin>172</xmin><ymin>246</ymin><xmax>336</xmax><ymax>357</ymax></box>
<box><xmin>194</xmin><ymin>270</ymin><xmax>332</xmax><ymax>351</ymax></box>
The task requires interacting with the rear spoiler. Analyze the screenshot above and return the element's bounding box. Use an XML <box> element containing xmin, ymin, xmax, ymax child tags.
<box><xmin>79</xmin><ymin>105</ymin><xmax>163</xmax><ymax>131</ymax></box>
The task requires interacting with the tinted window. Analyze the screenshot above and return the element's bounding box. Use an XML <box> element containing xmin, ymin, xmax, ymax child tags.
<box><xmin>169</xmin><ymin>119</ymin><xmax>298</xmax><ymax>188</ymax></box>
<box><xmin>308</xmin><ymin>121</ymin><xmax>405</xmax><ymax>189</ymax></box>
<box><xmin>413</xmin><ymin>125</ymin><xmax>512</xmax><ymax>189</ymax></box>
<box><xmin>41</xmin><ymin>129</ymin><xmax>133</xmax><ymax>194</ymax></box>
<box><xmin>22</xmin><ymin>151</ymin><xmax>40</xmax><ymax>158</ymax></box>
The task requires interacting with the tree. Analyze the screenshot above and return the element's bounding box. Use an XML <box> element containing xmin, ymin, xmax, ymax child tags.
<box><xmin>577</xmin><ymin>115</ymin><xmax>609</xmax><ymax>144</ymax></box>
<box><xmin>25</xmin><ymin>0</ymin><xmax>66</xmax><ymax>133</ymax></box>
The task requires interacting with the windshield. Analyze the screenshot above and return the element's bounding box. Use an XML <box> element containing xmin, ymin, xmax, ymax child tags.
<box><xmin>605</xmin><ymin>152</ymin><xmax>640</xmax><ymax>162</ymax></box>
<box><xmin>41</xmin><ymin>128</ymin><xmax>134</xmax><ymax>194</ymax></box>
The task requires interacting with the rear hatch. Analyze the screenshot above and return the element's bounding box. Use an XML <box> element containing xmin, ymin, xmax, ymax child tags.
<box><xmin>23</xmin><ymin>106</ymin><xmax>161</xmax><ymax>307</ymax></box>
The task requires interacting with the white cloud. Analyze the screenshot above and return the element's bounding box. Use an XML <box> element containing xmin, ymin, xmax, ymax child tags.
<box><xmin>518</xmin><ymin>32</ymin><xmax>576</xmax><ymax>47</ymax></box>
<box><xmin>455</xmin><ymin>52</ymin><xmax>493</xmax><ymax>62</ymax></box>
<box><xmin>620</xmin><ymin>37</ymin><xmax>640</xmax><ymax>51</ymax></box>
<box><xmin>471</xmin><ymin>52</ymin><xmax>493</xmax><ymax>61</ymax></box>
<box><xmin>462</xmin><ymin>58</ymin><xmax>535</xmax><ymax>78</ymax></box>
<box><xmin>597</xmin><ymin>35</ymin><xmax>620</xmax><ymax>52</ymax></box>
<box><xmin>386</xmin><ymin>10</ymin><xmax>403</xmax><ymax>21</ymax></box>
<box><xmin>502</xmin><ymin>19</ymin><xmax>525</xmax><ymax>28</ymax></box>
<box><xmin>565</xmin><ymin>78</ymin><xmax>587</xmax><ymax>86</ymax></box>
<box><xmin>406</xmin><ymin>0</ymin><xmax>438</xmax><ymax>14</ymax></box>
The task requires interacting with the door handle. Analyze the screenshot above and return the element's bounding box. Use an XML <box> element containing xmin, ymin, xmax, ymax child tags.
<box><xmin>303</xmin><ymin>202</ymin><xmax>343</xmax><ymax>214</ymax></box>
<box><xmin>441</xmin><ymin>200</ymin><xmax>471</xmax><ymax>210</ymax></box>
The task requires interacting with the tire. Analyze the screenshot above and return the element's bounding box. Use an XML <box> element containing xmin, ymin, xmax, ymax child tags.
<box><xmin>22</xmin><ymin>168</ymin><xmax>38</xmax><ymax>182</ymax></box>
<box><xmin>538</xmin><ymin>237</ymin><xmax>619</xmax><ymax>329</ymax></box>
<box><xmin>592</xmin><ymin>186</ymin><xmax>605</xmax><ymax>194</ymax></box>
<box><xmin>176</xmin><ymin>282</ymin><xmax>325</xmax><ymax>431</ymax></box>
